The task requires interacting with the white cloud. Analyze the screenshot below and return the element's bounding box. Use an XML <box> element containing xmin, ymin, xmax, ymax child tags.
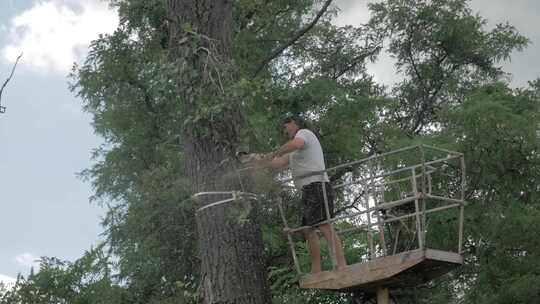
<box><xmin>333</xmin><ymin>0</ymin><xmax>373</xmax><ymax>27</ymax></box>
<box><xmin>14</xmin><ymin>252</ymin><xmax>41</xmax><ymax>269</ymax></box>
<box><xmin>0</xmin><ymin>274</ymin><xmax>16</xmax><ymax>284</ymax></box>
<box><xmin>0</xmin><ymin>273</ymin><xmax>17</xmax><ymax>291</ymax></box>
<box><xmin>2</xmin><ymin>0</ymin><xmax>118</xmax><ymax>73</ymax></box>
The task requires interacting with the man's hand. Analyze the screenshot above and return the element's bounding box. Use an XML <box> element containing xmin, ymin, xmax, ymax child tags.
<box><xmin>248</xmin><ymin>152</ymin><xmax>289</xmax><ymax>169</ymax></box>
<box><xmin>268</xmin><ymin>153</ymin><xmax>289</xmax><ymax>169</ymax></box>
<box><xmin>263</xmin><ymin>151</ymin><xmax>277</xmax><ymax>161</ymax></box>
<box><xmin>257</xmin><ymin>152</ymin><xmax>278</xmax><ymax>168</ymax></box>
<box><xmin>239</xmin><ymin>153</ymin><xmax>265</xmax><ymax>165</ymax></box>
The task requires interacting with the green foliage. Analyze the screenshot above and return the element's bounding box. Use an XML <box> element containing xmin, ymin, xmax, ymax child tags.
<box><xmin>369</xmin><ymin>0</ymin><xmax>529</xmax><ymax>134</ymax></box>
<box><xmin>0</xmin><ymin>246</ymin><xmax>125</xmax><ymax>304</ymax></box>
<box><xmin>68</xmin><ymin>6</ymin><xmax>200</xmax><ymax>302</ymax></box>
<box><xmin>440</xmin><ymin>83</ymin><xmax>540</xmax><ymax>304</ymax></box>
<box><xmin>391</xmin><ymin>81</ymin><xmax>540</xmax><ymax>304</ymax></box>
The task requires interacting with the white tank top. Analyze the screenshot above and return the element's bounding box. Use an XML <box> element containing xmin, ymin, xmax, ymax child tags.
<box><xmin>289</xmin><ymin>129</ymin><xmax>329</xmax><ymax>189</ymax></box>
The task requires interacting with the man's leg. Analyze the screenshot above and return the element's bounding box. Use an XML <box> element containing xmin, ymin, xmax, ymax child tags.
<box><xmin>304</xmin><ymin>228</ymin><xmax>322</xmax><ymax>273</ymax></box>
<box><xmin>318</xmin><ymin>223</ymin><xmax>347</xmax><ymax>269</ymax></box>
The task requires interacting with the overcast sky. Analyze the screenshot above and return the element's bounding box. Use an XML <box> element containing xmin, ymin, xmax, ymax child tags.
<box><xmin>0</xmin><ymin>0</ymin><xmax>538</xmax><ymax>285</ymax></box>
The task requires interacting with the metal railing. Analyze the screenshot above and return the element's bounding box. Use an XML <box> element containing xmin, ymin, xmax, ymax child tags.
<box><xmin>193</xmin><ymin>145</ymin><xmax>466</xmax><ymax>275</ymax></box>
<box><xmin>277</xmin><ymin>145</ymin><xmax>466</xmax><ymax>274</ymax></box>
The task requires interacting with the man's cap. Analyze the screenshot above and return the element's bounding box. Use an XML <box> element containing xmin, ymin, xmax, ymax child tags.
<box><xmin>281</xmin><ymin>114</ymin><xmax>304</xmax><ymax>126</ymax></box>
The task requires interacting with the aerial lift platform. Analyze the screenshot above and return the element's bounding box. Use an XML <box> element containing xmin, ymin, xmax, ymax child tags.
<box><xmin>277</xmin><ymin>145</ymin><xmax>466</xmax><ymax>302</ymax></box>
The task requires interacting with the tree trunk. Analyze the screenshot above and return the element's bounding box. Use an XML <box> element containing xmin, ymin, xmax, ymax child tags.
<box><xmin>167</xmin><ymin>0</ymin><xmax>237</xmax><ymax>193</ymax></box>
<box><xmin>167</xmin><ymin>1</ymin><xmax>271</xmax><ymax>303</ymax></box>
<box><xmin>197</xmin><ymin>200</ymin><xmax>270</xmax><ymax>304</ymax></box>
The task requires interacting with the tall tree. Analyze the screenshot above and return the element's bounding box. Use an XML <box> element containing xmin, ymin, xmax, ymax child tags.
<box><xmin>69</xmin><ymin>0</ymin><xmax>377</xmax><ymax>302</ymax></box>
<box><xmin>15</xmin><ymin>1</ymin><xmax>530</xmax><ymax>304</ymax></box>
<box><xmin>166</xmin><ymin>1</ymin><xmax>270</xmax><ymax>303</ymax></box>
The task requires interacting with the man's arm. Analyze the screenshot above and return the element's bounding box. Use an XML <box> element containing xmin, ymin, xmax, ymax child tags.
<box><xmin>273</xmin><ymin>137</ymin><xmax>305</xmax><ymax>157</ymax></box>
<box><xmin>253</xmin><ymin>133</ymin><xmax>304</xmax><ymax>169</ymax></box>
<box><xmin>269</xmin><ymin>154</ymin><xmax>289</xmax><ymax>169</ymax></box>
<box><xmin>253</xmin><ymin>153</ymin><xmax>289</xmax><ymax>169</ymax></box>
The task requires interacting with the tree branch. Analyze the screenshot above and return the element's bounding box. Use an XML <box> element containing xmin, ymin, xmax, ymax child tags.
<box><xmin>331</xmin><ymin>45</ymin><xmax>382</xmax><ymax>80</ymax></box>
<box><xmin>335</xmin><ymin>192</ymin><xmax>365</xmax><ymax>215</ymax></box>
<box><xmin>251</xmin><ymin>0</ymin><xmax>333</xmax><ymax>78</ymax></box>
<box><xmin>0</xmin><ymin>53</ymin><xmax>23</xmax><ymax>114</ymax></box>
<box><xmin>410</xmin><ymin>56</ymin><xmax>457</xmax><ymax>135</ymax></box>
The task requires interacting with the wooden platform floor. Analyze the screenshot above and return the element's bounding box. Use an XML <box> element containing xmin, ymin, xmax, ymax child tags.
<box><xmin>299</xmin><ymin>248</ymin><xmax>462</xmax><ymax>292</ymax></box>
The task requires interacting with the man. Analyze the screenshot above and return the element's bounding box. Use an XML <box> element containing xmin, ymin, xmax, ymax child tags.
<box><xmin>265</xmin><ymin>116</ymin><xmax>346</xmax><ymax>273</ymax></box>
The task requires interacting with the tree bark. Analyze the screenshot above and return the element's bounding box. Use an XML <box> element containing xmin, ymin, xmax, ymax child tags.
<box><xmin>167</xmin><ymin>0</ymin><xmax>237</xmax><ymax>193</ymax></box>
<box><xmin>167</xmin><ymin>1</ymin><xmax>271</xmax><ymax>303</ymax></box>
<box><xmin>197</xmin><ymin>200</ymin><xmax>270</xmax><ymax>304</ymax></box>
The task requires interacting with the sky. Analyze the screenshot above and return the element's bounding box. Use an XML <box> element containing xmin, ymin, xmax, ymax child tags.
<box><xmin>0</xmin><ymin>0</ymin><xmax>538</xmax><ymax>286</ymax></box>
<box><xmin>0</xmin><ymin>0</ymin><xmax>118</xmax><ymax>284</ymax></box>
